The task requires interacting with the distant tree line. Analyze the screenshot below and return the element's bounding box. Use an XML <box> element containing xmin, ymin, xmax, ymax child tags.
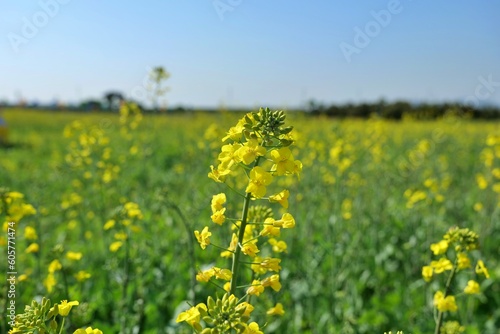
<box><xmin>307</xmin><ymin>100</ymin><xmax>500</xmax><ymax>120</ymax></box>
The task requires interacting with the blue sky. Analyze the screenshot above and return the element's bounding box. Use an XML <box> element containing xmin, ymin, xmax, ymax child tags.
<box><xmin>1</xmin><ymin>0</ymin><xmax>499</xmax><ymax>109</ymax></box>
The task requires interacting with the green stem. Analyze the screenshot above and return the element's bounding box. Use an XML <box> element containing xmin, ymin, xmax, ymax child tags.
<box><xmin>58</xmin><ymin>317</ymin><xmax>66</xmax><ymax>334</ymax></box>
<box><xmin>434</xmin><ymin>263</ymin><xmax>457</xmax><ymax>334</ymax></box>
<box><xmin>229</xmin><ymin>191</ymin><xmax>252</xmax><ymax>295</ymax></box>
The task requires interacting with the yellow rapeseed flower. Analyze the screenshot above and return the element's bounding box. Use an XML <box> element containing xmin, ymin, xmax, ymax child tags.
<box><xmin>66</xmin><ymin>251</ymin><xmax>83</xmax><ymax>261</ymax></box>
<box><xmin>75</xmin><ymin>271</ymin><xmax>92</xmax><ymax>282</ymax></box>
<box><xmin>247</xmin><ymin>280</ymin><xmax>265</xmax><ymax>296</ymax></box>
<box><xmin>475</xmin><ymin>260</ymin><xmax>490</xmax><ymax>279</ymax></box>
<box><xmin>430</xmin><ymin>240</ymin><xmax>449</xmax><ymax>255</ymax></box>
<box><xmin>73</xmin><ymin>327</ymin><xmax>103</xmax><ymax>334</ymax></box>
<box><xmin>25</xmin><ymin>243</ymin><xmax>39</xmax><ymax>253</ymax></box>
<box><xmin>261</xmin><ymin>274</ymin><xmax>281</xmax><ymax>291</ymax></box>
<box><xmin>243</xmin><ymin>322</ymin><xmax>263</xmax><ymax>334</ymax></box>
<box><xmin>211</xmin><ymin>193</ymin><xmax>226</xmax><ymax>213</ymax></box>
<box><xmin>464</xmin><ymin>280</ymin><xmax>480</xmax><ymax>294</ymax></box>
<box><xmin>24</xmin><ymin>226</ymin><xmax>38</xmax><ymax>240</ymax></box>
<box><xmin>109</xmin><ymin>241</ymin><xmax>123</xmax><ymax>252</ymax></box>
<box><xmin>58</xmin><ymin>300</ymin><xmax>79</xmax><ymax>316</ymax></box>
<box><xmin>267</xmin><ymin>303</ymin><xmax>285</xmax><ymax>316</ymax></box>
<box><xmin>422</xmin><ymin>265</ymin><xmax>433</xmax><ymax>282</ymax></box>
<box><xmin>48</xmin><ymin>259</ymin><xmax>62</xmax><ymax>273</ymax></box>
<box><xmin>194</xmin><ymin>226</ymin><xmax>211</xmax><ymax>250</ymax></box>
<box><xmin>211</xmin><ymin>208</ymin><xmax>226</xmax><ymax>225</ymax></box>
<box><xmin>431</xmin><ymin>258</ymin><xmax>453</xmax><ymax>274</ymax></box>
<box><xmin>457</xmin><ymin>253</ymin><xmax>471</xmax><ymax>270</ymax></box>
<box><xmin>433</xmin><ymin>291</ymin><xmax>458</xmax><ymax>312</ymax></box>
<box><xmin>246</xmin><ymin>166</ymin><xmax>273</xmax><ymax>198</ymax></box>
<box><xmin>269</xmin><ymin>190</ymin><xmax>289</xmax><ymax>208</ymax></box>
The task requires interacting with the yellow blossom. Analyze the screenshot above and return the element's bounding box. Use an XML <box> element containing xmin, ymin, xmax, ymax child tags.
<box><xmin>246</xmin><ymin>166</ymin><xmax>273</xmax><ymax>198</ymax></box>
<box><xmin>211</xmin><ymin>208</ymin><xmax>226</xmax><ymax>225</ymax></box>
<box><xmin>194</xmin><ymin>226</ymin><xmax>211</xmax><ymax>250</ymax></box>
<box><xmin>475</xmin><ymin>260</ymin><xmax>490</xmax><ymax>278</ymax></box>
<box><xmin>241</xmin><ymin>242</ymin><xmax>259</xmax><ymax>257</ymax></box>
<box><xmin>58</xmin><ymin>300</ymin><xmax>79</xmax><ymax>316</ymax></box>
<box><xmin>66</xmin><ymin>251</ymin><xmax>83</xmax><ymax>261</ymax></box>
<box><xmin>48</xmin><ymin>259</ymin><xmax>62</xmax><ymax>273</ymax></box>
<box><xmin>109</xmin><ymin>241</ymin><xmax>123</xmax><ymax>252</ymax></box>
<box><xmin>464</xmin><ymin>280</ymin><xmax>480</xmax><ymax>294</ymax></box>
<box><xmin>44</xmin><ymin>274</ymin><xmax>56</xmax><ymax>293</ymax></box>
<box><xmin>433</xmin><ymin>291</ymin><xmax>458</xmax><ymax>312</ymax></box>
<box><xmin>211</xmin><ymin>193</ymin><xmax>226</xmax><ymax>213</ymax></box>
<box><xmin>25</xmin><ymin>243</ymin><xmax>39</xmax><ymax>253</ymax></box>
<box><xmin>269</xmin><ymin>190</ymin><xmax>289</xmax><ymax>208</ymax></box>
<box><xmin>260</xmin><ymin>218</ymin><xmax>281</xmax><ymax>237</ymax></box>
<box><xmin>75</xmin><ymin>271</ymin><xmax>92</xmax><ymax>282</ymax></box>
<box><xmin>73</xmin><ymin>327</ymin><xmax>103</xmax><ymax>334</ymax></box>
<box><xmin>24</xmin><ymin>226</ymin><xmax>38</xmax><ymax>240</ymax></box>
<box><xmin>261</xmin><ymin>274</ymin><xmax>281</xmax><ymax>291</ymax></box>
<box><xmin>103</xmin><ymin>219</ymin><xmax>116</xmax><ymax>230</ymax></box>
<box><xmin>176</xmin><ymin>303</ymin><xmax>207</xmax><ymax>332</ymax></box>
<box><xmin>213</xmin><ymin>267</ymin><xmax>232</xmax><ymax>281</ymax></box>
<box><xmin>270</xmin><ymin>147</ymin><xmax>295</xmax><ymax>175</ymax></box>
<box><xmin>273</xmin><ymin>213</ymin><xmax>295</xmax><ymax>229</ymax></box>
<box><xmin>196</xmin><ymin>268</ymin><xmax>215</xmax><ymax>282</ymax></box>
<box><xmin>269</xmin><ymin>238</ymin><xmax>287</xmax><ymax>253</ymax></box>
<box><xmin>208</xmin><ymin>165</ymin><xmax>231</xmax><ymax>183</ymax></box>
<box><xmin>236</xmin><ymin>302</ymin><xmax>254</xmax><ymax>317</ymax></box>
<box><xmin>422</xmin><ymin>266</ymin><xmax>433</xmax><ymax>282</ymax></box>
<box><xmin>243</xmin><ymin>322</ymin><xmax>263</xmax><ymax>334</ymax></box>
<box><xmin>430</xmin><ymin>240</ymin><xmax>449</xmax><ymax>255</ymax></box>
<box><xmin>247</xmin><ymin>280</ymin><xmax>264</xmax><ymax>296</ymax></box>
<box><xmin>457</xmin><ymin>253</ymin><xmax>471</xmax><ymax>270</ymax></box>
<box><xmin>267</xmin><ymin>303</ymin><xmax>285</xmax><ymax>316</ymax></box>
<box><xmin>431</xmin><ymin>258</ymin><xmax>453</xmax><ymax>274</ymax></box>
<box><xmin>236</xmin><ymin>139</ymin><xmax>266</xmax><ymax>165</ymax></box>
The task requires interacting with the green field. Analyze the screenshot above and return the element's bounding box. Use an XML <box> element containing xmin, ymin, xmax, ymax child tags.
<box><xmin>1</xmin><ymin>109</ymin><xmax>499</xmax><ymax>333</ymax></box>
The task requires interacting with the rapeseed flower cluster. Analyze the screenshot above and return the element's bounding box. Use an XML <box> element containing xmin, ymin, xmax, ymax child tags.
<box><xmin>423</xmin><ymin>227</ymin><xmax>490</xmax><ymax>332</ymax></box>
<box><xmin>8</xmin><ymin>297</ymin><xmax>102</xmax><ymax>334</ymax></box>
<box><xmin>178</xmin><ymin>108</ymin><xmax>302</xmax><ymax>333</ymax></box>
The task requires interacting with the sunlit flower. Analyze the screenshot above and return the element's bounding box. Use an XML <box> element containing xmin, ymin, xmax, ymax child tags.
<box><xmin>430</xmin><ymin>240</ymin><xmax>449</xmax><ymax>255</ymax></box>
<box><xmin>475</xmin><ymin>260</ymin><xmax>490</xmax><ymax>279</ymax></box>
<box><xmin>211</xmin><ymin>208</ymin><xmax>226</xmax><ymax>225</ymax></box>
<box><xmin>457</xmin><ymin>253</ymin><xmax>471</xmax><ymax>270</ymax></box>
<box><xmin>422</xmin><ymin>265</ymin><xmax>433</xmax><ymax>282</ymax></box>
<box><xmin>261</xmin><ymin>274</ymin><xmax>281</xmax><ymax>291</ymax></box>
<box><xmin>66</xmin><ymin>251</ymin><xmax>83</xmax><ymax>261</ymax></box>
<box><xmin>25</xmin><ymin>243</ymin><xmax>39</xmax><ymax>253</ymax></box>
<box><xmin>73</xmin><ymin>327</ymin><xmax>103</xmax><ymax>334</ymax></box>
<box><xmin>48</xmin><ymin>259</ymin><xmax>62</xmax><ymax>273</ymax></box>
<box><xmin>430</xmin><ymin>258</ymin><xmax>453</xmax><ymax>274</ymax></box>
<box><xmin>58</xmin><ymin>300</ymin><xmax>79</xmax><ymax>316</ymax></box>
<box><xmin>243</xmin><ymin>322</ymin><xmax>263</xmax><ymax>334</ymax></box>
<box><xmin>246</xmin><ymin>166</ymin><xmax>273</xmax><ymax>198</ymax></box>
<box><xmin>433</xmin><ymin>291</ymin><xmax>457</xmax><ymax>312</ymax></box>
<box><xmin>267</xmin><ymin>303</ymin><xmax>285</xmax><ymax>316</ymax></box>
<box><xmin>247</xmin><ymin>280</ymin><xmax>264</xmax><ymax>296</ymax></box>
<box><xmin>194</xmin><ymin>226</ymin><xmax>211</xmax><ymax>250</ymax></box>
<box><xmin>269</xmin><ymin>190</ymin><xmax>289</xmax><ymax>208</ymax></box>
<box><xmin>109</xmin><ymin>241</ymin><xmax>123</xmax><ymax>252</ymax></box>
<box><xmin>464</xmin><ymin>280</ymin><xmax>480</xmax><ymax>294</ymax></box>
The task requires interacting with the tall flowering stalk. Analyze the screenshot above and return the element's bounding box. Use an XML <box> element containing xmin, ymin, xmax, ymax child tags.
<box><xmin>422</xmin><ymin>227</ymin><xmax>490</xmax><ymax>334</ymax></box>
<box><xmin>177</xmin><ymin>108</ymin><xmax>302</xmax><ymax>333</ymax></box>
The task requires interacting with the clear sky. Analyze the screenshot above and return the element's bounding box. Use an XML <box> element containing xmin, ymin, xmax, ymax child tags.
<box><xmin>1</xmin><ymin>0</ymin><xmax>499</xmax><ymax>109</ymax></box>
